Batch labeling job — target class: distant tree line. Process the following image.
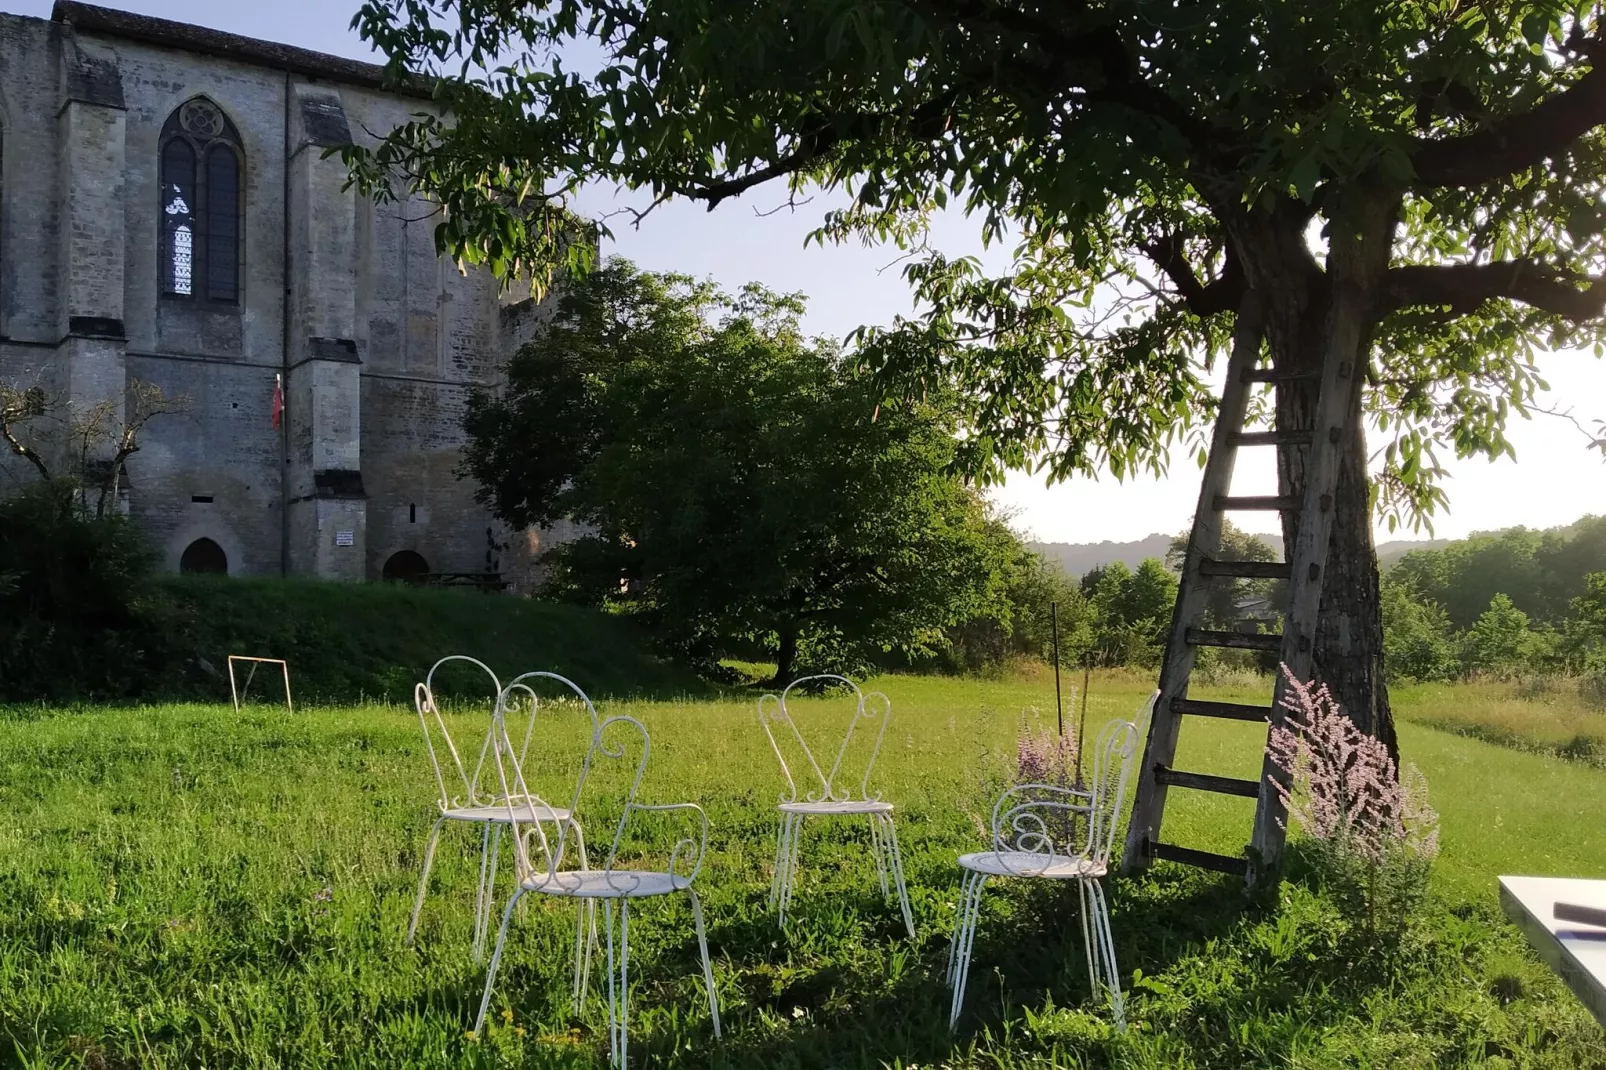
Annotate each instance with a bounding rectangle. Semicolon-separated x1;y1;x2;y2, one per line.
1381;519;1606;682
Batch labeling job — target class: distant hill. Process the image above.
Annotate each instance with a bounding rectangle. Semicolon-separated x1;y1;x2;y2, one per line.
1030;534;1179;578
1031;532;1448;578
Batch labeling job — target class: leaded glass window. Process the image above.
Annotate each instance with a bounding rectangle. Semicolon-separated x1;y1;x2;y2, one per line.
160;98;243;304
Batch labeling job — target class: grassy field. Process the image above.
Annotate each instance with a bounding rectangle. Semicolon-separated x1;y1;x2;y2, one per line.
2;668;1604;1068
1388;675;1606;763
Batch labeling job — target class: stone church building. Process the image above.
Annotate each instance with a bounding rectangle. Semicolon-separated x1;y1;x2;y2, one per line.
0;2;558;586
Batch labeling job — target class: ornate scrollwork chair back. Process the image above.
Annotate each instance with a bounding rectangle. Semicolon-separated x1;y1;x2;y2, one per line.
986;782;1092;876
486;671;603;883
1088;712;1144;870
415;655;503;812
758;675;891;805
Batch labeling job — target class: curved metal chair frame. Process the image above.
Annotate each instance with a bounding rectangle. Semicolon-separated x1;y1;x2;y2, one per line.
758;674;914;939
407;656;596;979
946;690;1158;1032
476;677;720;1068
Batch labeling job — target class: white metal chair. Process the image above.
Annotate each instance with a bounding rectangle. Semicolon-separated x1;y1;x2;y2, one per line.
476;679;720;1067
946;692;1156;1032
759;674;915;939
406;657;596;984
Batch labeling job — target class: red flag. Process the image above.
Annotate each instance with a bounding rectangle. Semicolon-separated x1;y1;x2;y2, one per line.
271;374;283;430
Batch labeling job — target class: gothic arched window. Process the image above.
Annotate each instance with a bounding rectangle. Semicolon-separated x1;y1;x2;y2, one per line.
161;98;242;304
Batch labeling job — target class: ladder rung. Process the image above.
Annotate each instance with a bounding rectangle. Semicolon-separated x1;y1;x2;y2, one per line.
1230;430;1314;447
1186;628;1282;652
1145;840;1250;876
1154;766;1261;797
1197;558;1293;580
1213;495;1301;512
1241;368;1319;384
1171;698;1272;722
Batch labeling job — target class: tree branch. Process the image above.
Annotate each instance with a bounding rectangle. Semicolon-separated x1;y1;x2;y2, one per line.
1385;259;1606;322
1138;234;1246;316
1410;38;1606;187
681;7;1215;211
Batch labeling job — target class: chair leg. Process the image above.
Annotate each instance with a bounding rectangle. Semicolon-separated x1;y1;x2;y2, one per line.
1084;878;1126;1031
878;814;916;940
571;820;595;1014
688;888;722;1038
473;886;526;1036
867;812;890;897
948;870;988;1030
946;871;976;986
1076;879;1099;1005
473;824;502;962
779;814;805;924
602;898;632;1068
405;816;446;946
768;815;788;910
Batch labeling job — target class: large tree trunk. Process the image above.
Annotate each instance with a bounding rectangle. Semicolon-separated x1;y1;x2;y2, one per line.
1228;192;1400;758
771;622;799;687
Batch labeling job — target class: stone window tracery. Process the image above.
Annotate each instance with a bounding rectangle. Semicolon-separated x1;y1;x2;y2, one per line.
161;98;242;304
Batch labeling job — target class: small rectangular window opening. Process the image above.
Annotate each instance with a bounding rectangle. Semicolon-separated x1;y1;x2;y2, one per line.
409;503;417;523
192;494;214;504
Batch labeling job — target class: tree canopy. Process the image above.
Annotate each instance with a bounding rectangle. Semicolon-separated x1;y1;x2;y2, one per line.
347;0;1606;740
461;259;1017;681
351;0;1606;519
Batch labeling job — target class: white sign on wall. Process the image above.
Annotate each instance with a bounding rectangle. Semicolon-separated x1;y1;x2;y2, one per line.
334;530;355;547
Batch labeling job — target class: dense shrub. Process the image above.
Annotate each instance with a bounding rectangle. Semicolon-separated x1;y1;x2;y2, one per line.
0;480;179;700
1381;581;1460;682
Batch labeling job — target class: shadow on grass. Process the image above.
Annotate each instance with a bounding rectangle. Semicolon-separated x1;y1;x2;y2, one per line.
623;867;1259;1069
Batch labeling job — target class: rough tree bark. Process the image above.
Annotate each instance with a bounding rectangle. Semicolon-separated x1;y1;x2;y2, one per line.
1225;189;1401;759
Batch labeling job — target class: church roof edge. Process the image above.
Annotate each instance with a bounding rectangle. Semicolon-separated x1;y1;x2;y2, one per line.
51;1;435;99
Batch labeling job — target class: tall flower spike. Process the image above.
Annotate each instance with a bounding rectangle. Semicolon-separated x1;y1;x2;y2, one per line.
1266;663;1438;864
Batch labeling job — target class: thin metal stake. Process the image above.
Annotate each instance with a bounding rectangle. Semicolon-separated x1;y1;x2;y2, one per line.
1075;659;1093;787
1052;601;1064;737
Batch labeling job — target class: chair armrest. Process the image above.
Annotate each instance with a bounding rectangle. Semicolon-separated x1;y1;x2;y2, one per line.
626;802;710;885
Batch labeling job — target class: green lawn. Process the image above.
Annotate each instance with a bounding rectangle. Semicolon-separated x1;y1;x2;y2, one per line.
2;670;1603;1067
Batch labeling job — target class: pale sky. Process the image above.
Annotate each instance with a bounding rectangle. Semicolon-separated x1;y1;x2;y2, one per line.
15;0;1605;545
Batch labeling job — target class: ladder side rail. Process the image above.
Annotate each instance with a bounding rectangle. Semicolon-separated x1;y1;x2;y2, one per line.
1248;284;1368;880
1122;292;1264;876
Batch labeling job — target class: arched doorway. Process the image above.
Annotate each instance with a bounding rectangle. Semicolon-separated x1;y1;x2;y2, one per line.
180;537;228;575
383;550;430;584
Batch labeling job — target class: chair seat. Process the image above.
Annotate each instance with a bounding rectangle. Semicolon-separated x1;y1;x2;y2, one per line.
779;799;893;815
958;851;1105;880
523;869;693;899
442;802;574;824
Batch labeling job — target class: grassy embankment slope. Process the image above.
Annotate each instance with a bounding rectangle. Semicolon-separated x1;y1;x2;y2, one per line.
145;576;701;703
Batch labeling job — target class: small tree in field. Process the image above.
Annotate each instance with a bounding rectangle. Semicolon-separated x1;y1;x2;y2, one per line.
1;377;189;518
1461;592;1545;677
461;260;1014;682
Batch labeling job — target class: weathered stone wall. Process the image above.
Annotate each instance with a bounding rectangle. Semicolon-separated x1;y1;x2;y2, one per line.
0;6;564;584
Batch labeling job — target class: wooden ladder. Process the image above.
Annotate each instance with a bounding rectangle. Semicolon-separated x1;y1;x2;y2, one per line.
1120;289;1365;882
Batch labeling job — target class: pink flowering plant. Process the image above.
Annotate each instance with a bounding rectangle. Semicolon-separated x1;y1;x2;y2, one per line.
1267;665;1439;939
965;707;1082;848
